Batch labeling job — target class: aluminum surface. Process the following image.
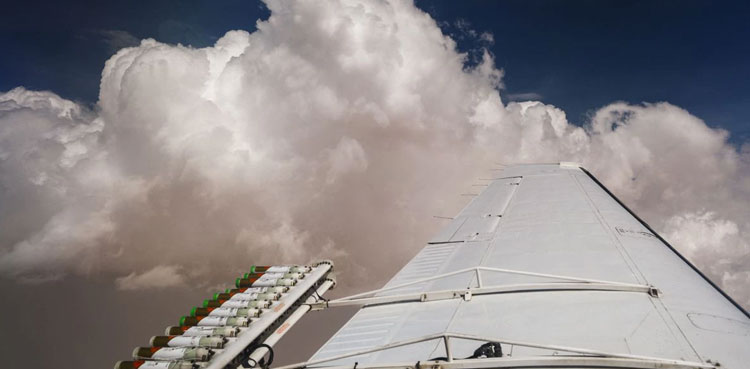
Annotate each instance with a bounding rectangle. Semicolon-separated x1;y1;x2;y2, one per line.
308;164;749;369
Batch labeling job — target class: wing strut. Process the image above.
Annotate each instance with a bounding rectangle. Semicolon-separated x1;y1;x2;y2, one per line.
310;266;658;310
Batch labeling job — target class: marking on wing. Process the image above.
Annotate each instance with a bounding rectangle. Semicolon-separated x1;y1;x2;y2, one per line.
315;307;402;357
326;337;385;345
382;244;458;294
349;313;398;322
334;329;390;338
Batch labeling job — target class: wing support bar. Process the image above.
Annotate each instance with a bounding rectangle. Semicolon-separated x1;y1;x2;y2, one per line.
273;332;717;369
310;267;658;310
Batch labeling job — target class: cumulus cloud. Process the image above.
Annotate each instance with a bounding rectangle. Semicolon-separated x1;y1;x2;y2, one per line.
663;212;750;306
115;264;186;290
326;137;368;184
663;212;739;259
0;0;747;305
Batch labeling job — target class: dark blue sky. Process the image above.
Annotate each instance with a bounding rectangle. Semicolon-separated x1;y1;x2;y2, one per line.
2;0;748;142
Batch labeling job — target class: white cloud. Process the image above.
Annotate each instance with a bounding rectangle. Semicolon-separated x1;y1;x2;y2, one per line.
115;265;186;290
326;137;368;184
663;212;739;259
0;0;747;300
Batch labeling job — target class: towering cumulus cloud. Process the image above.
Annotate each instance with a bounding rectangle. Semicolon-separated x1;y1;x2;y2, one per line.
0;0;747;305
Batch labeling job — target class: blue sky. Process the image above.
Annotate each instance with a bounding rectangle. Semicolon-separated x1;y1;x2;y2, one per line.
2;0;748;142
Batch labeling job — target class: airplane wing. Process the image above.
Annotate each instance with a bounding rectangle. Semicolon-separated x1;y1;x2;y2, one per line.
300;163;749;369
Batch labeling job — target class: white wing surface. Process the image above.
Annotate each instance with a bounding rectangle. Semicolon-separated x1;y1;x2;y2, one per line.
306;163;749;369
